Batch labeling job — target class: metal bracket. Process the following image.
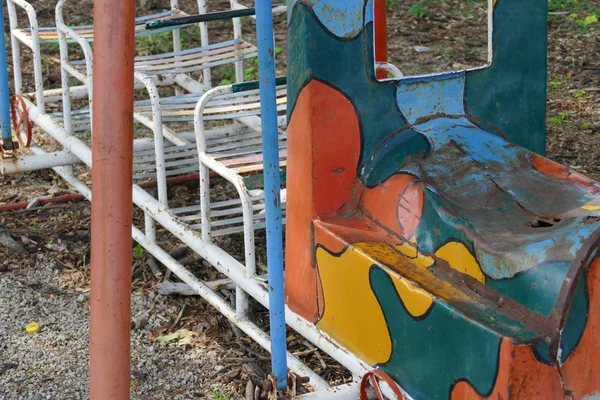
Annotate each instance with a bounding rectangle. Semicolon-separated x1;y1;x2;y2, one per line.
1;143;17;158
262;372;311;400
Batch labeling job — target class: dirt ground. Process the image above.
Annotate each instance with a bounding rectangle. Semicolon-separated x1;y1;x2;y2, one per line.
0;0;599;399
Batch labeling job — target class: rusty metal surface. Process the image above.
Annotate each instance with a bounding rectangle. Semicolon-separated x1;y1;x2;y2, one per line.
89;0;136;398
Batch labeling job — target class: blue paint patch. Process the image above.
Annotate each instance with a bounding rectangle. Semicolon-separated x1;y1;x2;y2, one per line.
475;222;599;280
414;117;516;165
396;75;466;123
292;0;366;39
365;0;374;26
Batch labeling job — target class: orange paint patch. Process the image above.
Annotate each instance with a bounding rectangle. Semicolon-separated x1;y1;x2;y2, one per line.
561;258;600;398
361;174;424;240
451;339;562;400
529;153;600;195
316;216;403;248
285;80;362;322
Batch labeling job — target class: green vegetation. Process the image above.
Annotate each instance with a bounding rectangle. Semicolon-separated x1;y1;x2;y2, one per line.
136;27;200;56
218;47;283;85
134;244;145;257
136;31;177;56
548;112;569;126
387;0;400;9
548;0;599;33
408;1;429;18
212;392;229;400
549;78;562;88
549;0;597;13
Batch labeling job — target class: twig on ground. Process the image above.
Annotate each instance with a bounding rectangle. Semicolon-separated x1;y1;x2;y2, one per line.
302;340;327;370
569;87;600;93
168;300;187;331
292;348;317;357
4;204;71;215
147;254;163;278
244;346;270;361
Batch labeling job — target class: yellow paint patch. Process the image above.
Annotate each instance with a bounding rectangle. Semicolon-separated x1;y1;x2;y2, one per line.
393;243;435;269
353;242;480;304
393;241;419;258
583;205;600;211
389;270;434;317
359;242;435;316
316;246;392;365
317;242;437;364
435;242;485;283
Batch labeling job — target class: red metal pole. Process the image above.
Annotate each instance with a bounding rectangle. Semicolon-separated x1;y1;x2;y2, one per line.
89;0;135;397
375;0;388;79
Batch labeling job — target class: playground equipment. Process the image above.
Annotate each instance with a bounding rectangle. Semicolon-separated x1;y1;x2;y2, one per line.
285;0;600;398
0;0;599;398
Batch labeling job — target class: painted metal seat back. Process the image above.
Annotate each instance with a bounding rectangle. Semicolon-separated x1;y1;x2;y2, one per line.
284;1;600;398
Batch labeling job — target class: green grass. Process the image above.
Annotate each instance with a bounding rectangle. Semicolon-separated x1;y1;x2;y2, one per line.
548;112;569;126
409;1;429;18
135;27;201;56
548;0;599;33
387;0;400;9
549;78;562;88
218;47;283;85
212;392;229;400
549;0;596;13
134;244;145;257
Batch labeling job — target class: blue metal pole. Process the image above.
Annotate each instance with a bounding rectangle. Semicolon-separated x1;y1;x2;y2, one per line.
255;0;288;391
0;0;13;150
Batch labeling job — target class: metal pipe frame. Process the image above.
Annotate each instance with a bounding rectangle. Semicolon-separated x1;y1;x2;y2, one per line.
0;148;79;174
56;0;95;136
133;71;171;209
193;85;257;273
374;0;388;80
0;0;14;150
6;0;46;112
375;62;404;79
255;0;288;390
89;0;135;397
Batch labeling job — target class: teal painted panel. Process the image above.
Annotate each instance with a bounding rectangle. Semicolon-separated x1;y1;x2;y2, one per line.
466;0;548;154
371;266;501;400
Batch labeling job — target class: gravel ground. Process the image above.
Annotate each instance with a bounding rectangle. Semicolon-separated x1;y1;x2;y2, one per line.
0;257;240;400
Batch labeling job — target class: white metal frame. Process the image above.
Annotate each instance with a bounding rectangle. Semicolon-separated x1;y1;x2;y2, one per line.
375;0;495;82
7;0;46;112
